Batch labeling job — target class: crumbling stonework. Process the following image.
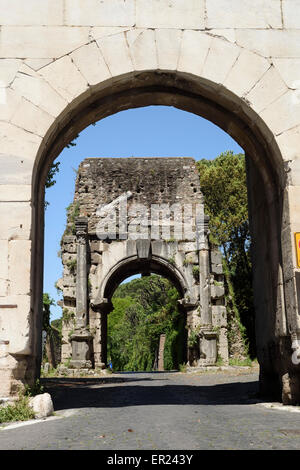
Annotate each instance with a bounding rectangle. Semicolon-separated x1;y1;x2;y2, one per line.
57;157;227;368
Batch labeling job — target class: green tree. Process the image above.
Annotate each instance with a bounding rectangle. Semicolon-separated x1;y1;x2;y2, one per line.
107;275;185;371
43;293;61;368
197;152;255;358
43;293;55;333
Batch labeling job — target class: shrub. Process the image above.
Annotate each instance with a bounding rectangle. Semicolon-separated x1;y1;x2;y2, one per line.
0;391;35;424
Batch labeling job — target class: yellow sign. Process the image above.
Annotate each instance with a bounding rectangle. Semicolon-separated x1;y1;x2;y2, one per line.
295;233;300;268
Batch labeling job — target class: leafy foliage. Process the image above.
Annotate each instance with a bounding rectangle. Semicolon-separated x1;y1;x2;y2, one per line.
43;293;55;333
45;161;60;189
0;395;35;424
107;275;186;371
44;135;79;209
51;318;62;334
65;201;80;235
197;152;255;358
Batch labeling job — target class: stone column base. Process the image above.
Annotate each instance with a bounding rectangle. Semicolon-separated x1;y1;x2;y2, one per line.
94;362;106;370
70;328;93;369
198;328;218;366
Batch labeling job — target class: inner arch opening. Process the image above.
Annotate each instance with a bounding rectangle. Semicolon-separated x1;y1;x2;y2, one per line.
105;272;187;372
102;256;187;306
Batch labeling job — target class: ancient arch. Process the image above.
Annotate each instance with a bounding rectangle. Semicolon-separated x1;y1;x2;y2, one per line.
94;253;192;370
0;1;299;403
57;157;226;370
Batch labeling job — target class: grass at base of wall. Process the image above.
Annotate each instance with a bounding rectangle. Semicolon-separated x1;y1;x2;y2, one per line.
0;395;35;424
228;357;254;367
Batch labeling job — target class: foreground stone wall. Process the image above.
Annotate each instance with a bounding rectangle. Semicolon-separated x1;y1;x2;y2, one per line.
57;157;227;368
0;1;298;402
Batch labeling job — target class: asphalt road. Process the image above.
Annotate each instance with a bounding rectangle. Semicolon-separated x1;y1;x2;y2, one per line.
1;369;300;450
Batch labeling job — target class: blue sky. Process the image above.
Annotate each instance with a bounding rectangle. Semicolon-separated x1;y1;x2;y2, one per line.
44;105;243;320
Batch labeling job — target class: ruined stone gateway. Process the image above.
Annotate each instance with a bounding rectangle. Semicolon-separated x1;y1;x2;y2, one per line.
57;157;227;370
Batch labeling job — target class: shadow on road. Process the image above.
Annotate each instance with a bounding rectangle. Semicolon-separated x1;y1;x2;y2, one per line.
42;374;260;411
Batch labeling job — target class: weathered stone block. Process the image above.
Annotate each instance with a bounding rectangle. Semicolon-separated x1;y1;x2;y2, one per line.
206;0;281;29
236;30;300;58
0;279;8;297
62;242;76;254
211;284;225;299
0;295;31;355
211;250;223;266
63;287;76;299
211;263;223;275
62;275;76;287
91;253;102;265
286;186;300;227
39;56;89;103
0;27;90;59
91;27;131;41
273;58;300;90
8;240;31;295
201;38;240;85
12;65;68;117
246;66;287;114
208;29;236;44
0;240;8;281
0;0;63;26
136;0;205;29
90;240;101;252
282;0;300;29
217;327;229;364
151;240;164;257
178;242;197;252
224;49;269;97
0;123;41;161
177;31;212;76
127;29;157;71
24;59;54;72
184;253;198;264
71;42;111;86
0;156;34;186
212;306;227;327
10;98;54;137
260;90;300;136
0;59;21;86
0;185;31;202
0;202;31;240
0;88;22;122
64;0;135;27
64;235;76;243
155;29;182;71
96;32;133;77
62;253;77;264
281;150;300;183
29;393;54;419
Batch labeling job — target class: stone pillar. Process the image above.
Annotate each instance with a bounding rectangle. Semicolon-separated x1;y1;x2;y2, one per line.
157;334;166;371
92;308;108;369
70;217;93;369
91;298;112;369
196;214;217;366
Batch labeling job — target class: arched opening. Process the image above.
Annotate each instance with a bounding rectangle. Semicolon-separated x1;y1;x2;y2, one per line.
99;257;188;372
102;256;187;305
33;70;286;400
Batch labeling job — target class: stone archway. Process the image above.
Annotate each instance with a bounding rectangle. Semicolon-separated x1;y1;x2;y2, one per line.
58;157;226;371
0;9;299;403
31;69;295;402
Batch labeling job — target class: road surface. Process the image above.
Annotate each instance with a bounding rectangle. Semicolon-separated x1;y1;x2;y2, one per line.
1;368;300;450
